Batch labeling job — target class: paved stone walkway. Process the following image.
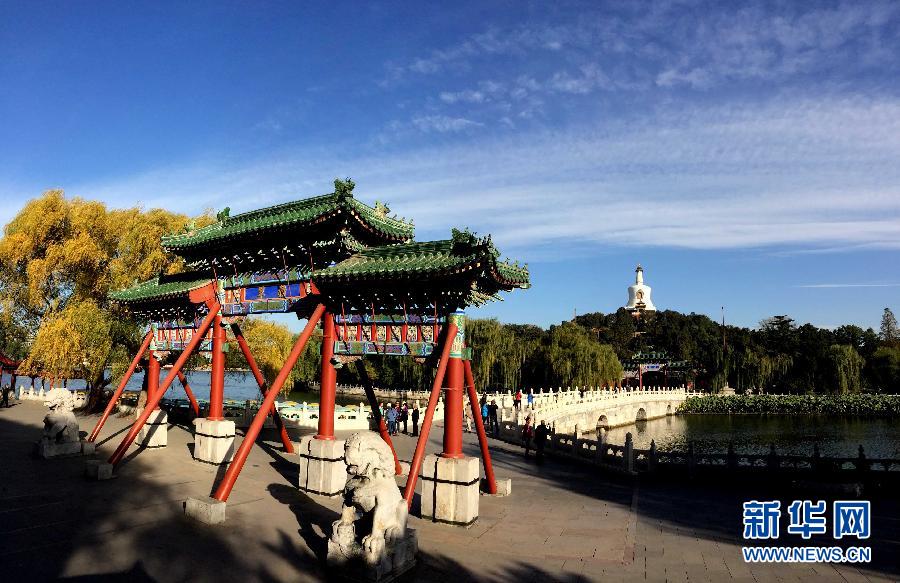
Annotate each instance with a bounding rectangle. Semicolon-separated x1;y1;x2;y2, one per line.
1;400;897;582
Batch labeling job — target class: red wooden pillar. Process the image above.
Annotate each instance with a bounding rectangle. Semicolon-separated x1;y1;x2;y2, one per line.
88;329;153;442
213;304;325;502
403;321;457;506
147;352;161;408
441;358;464;458
441;311;466;458
109;305;219;466
208;314;225;420
464;359;497;494
230;322;294;453
316;312;337;440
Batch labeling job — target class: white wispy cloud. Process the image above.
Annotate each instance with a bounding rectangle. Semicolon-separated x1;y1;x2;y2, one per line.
411;115;484;133
64;93;900;257
392;1;900;124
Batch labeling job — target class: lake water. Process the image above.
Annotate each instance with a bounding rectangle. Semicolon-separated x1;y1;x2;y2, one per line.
10;370;359;406
600;414;900;459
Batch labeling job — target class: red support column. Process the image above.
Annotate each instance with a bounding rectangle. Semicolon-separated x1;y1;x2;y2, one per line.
176;371;200;416
464;359;497;494
108;305;219;467
441;357;464;458
208;314;225;420
213;304;325;502
402;321;457;507
315;312;337;440
88;330;153;442
441;311;466;458
147;351;161;409
230;322;294;453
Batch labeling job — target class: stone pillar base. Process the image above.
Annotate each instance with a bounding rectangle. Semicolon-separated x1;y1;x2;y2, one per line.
481;477;512;496
185;496;226;525
297;436;346;497
137;410;168;448
420;454;480;526
326;528;418;582
193;418;235;464
85;460;113;480
36;440;95;459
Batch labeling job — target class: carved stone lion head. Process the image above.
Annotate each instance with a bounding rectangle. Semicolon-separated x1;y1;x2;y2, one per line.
344;432;394;479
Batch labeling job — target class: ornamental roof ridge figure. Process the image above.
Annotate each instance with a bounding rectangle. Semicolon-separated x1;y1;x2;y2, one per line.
625;264;656;314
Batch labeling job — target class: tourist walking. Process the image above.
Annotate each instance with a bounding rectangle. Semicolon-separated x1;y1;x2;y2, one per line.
386;403;398;435
481;401;489;429
526;389;534;409
464;407;472;433
534;420;548;464
1;384;10;408
513;389;522;411
522;415;533;456
488;399;499;436
401;402;409;434
411;404;420;436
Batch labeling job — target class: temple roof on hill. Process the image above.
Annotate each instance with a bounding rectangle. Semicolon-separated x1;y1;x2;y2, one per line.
623;351;691;370
160;180;414;271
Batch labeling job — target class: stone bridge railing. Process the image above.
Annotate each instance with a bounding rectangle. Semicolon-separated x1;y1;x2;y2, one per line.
508;386;699;433
492;422;900;477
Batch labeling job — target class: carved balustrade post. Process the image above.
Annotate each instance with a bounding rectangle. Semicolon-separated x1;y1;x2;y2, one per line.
624;432;634;473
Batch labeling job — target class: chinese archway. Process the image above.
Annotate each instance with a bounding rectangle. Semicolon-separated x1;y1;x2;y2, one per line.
90;179;529;525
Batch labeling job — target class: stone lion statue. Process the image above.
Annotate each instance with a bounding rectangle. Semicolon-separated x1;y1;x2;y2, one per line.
329;432;408;566
42;388;79;444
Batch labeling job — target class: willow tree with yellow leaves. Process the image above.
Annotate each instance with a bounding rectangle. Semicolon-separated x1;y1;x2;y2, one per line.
0;190;213;409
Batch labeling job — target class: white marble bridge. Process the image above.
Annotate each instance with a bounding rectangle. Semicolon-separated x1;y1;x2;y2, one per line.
489;386;697;434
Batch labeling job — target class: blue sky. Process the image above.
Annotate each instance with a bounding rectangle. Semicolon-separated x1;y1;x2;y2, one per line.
1;1;898;330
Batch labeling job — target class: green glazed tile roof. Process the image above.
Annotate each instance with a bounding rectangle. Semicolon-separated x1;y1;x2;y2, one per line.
161;179;414;253
109;272;214;304
315;228;530;288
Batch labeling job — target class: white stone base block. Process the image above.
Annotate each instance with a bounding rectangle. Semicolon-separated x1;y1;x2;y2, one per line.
420;454;480;526
85;460;113;480
193;418;235;464
482;477;511;496
137;409;168;448
326;528;418;582
297;436;346;497
36;440;83;458
185;496;226;525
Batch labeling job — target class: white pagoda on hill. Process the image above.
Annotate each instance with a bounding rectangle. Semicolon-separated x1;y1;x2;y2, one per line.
625;264;656;314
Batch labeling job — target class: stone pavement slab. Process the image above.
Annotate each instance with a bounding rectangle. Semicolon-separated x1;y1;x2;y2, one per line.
1;400;898;582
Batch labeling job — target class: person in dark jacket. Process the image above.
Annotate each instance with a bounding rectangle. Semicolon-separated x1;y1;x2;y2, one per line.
401;402;409;434
411;404;420;436
488;399;499;436
534;420;549;464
